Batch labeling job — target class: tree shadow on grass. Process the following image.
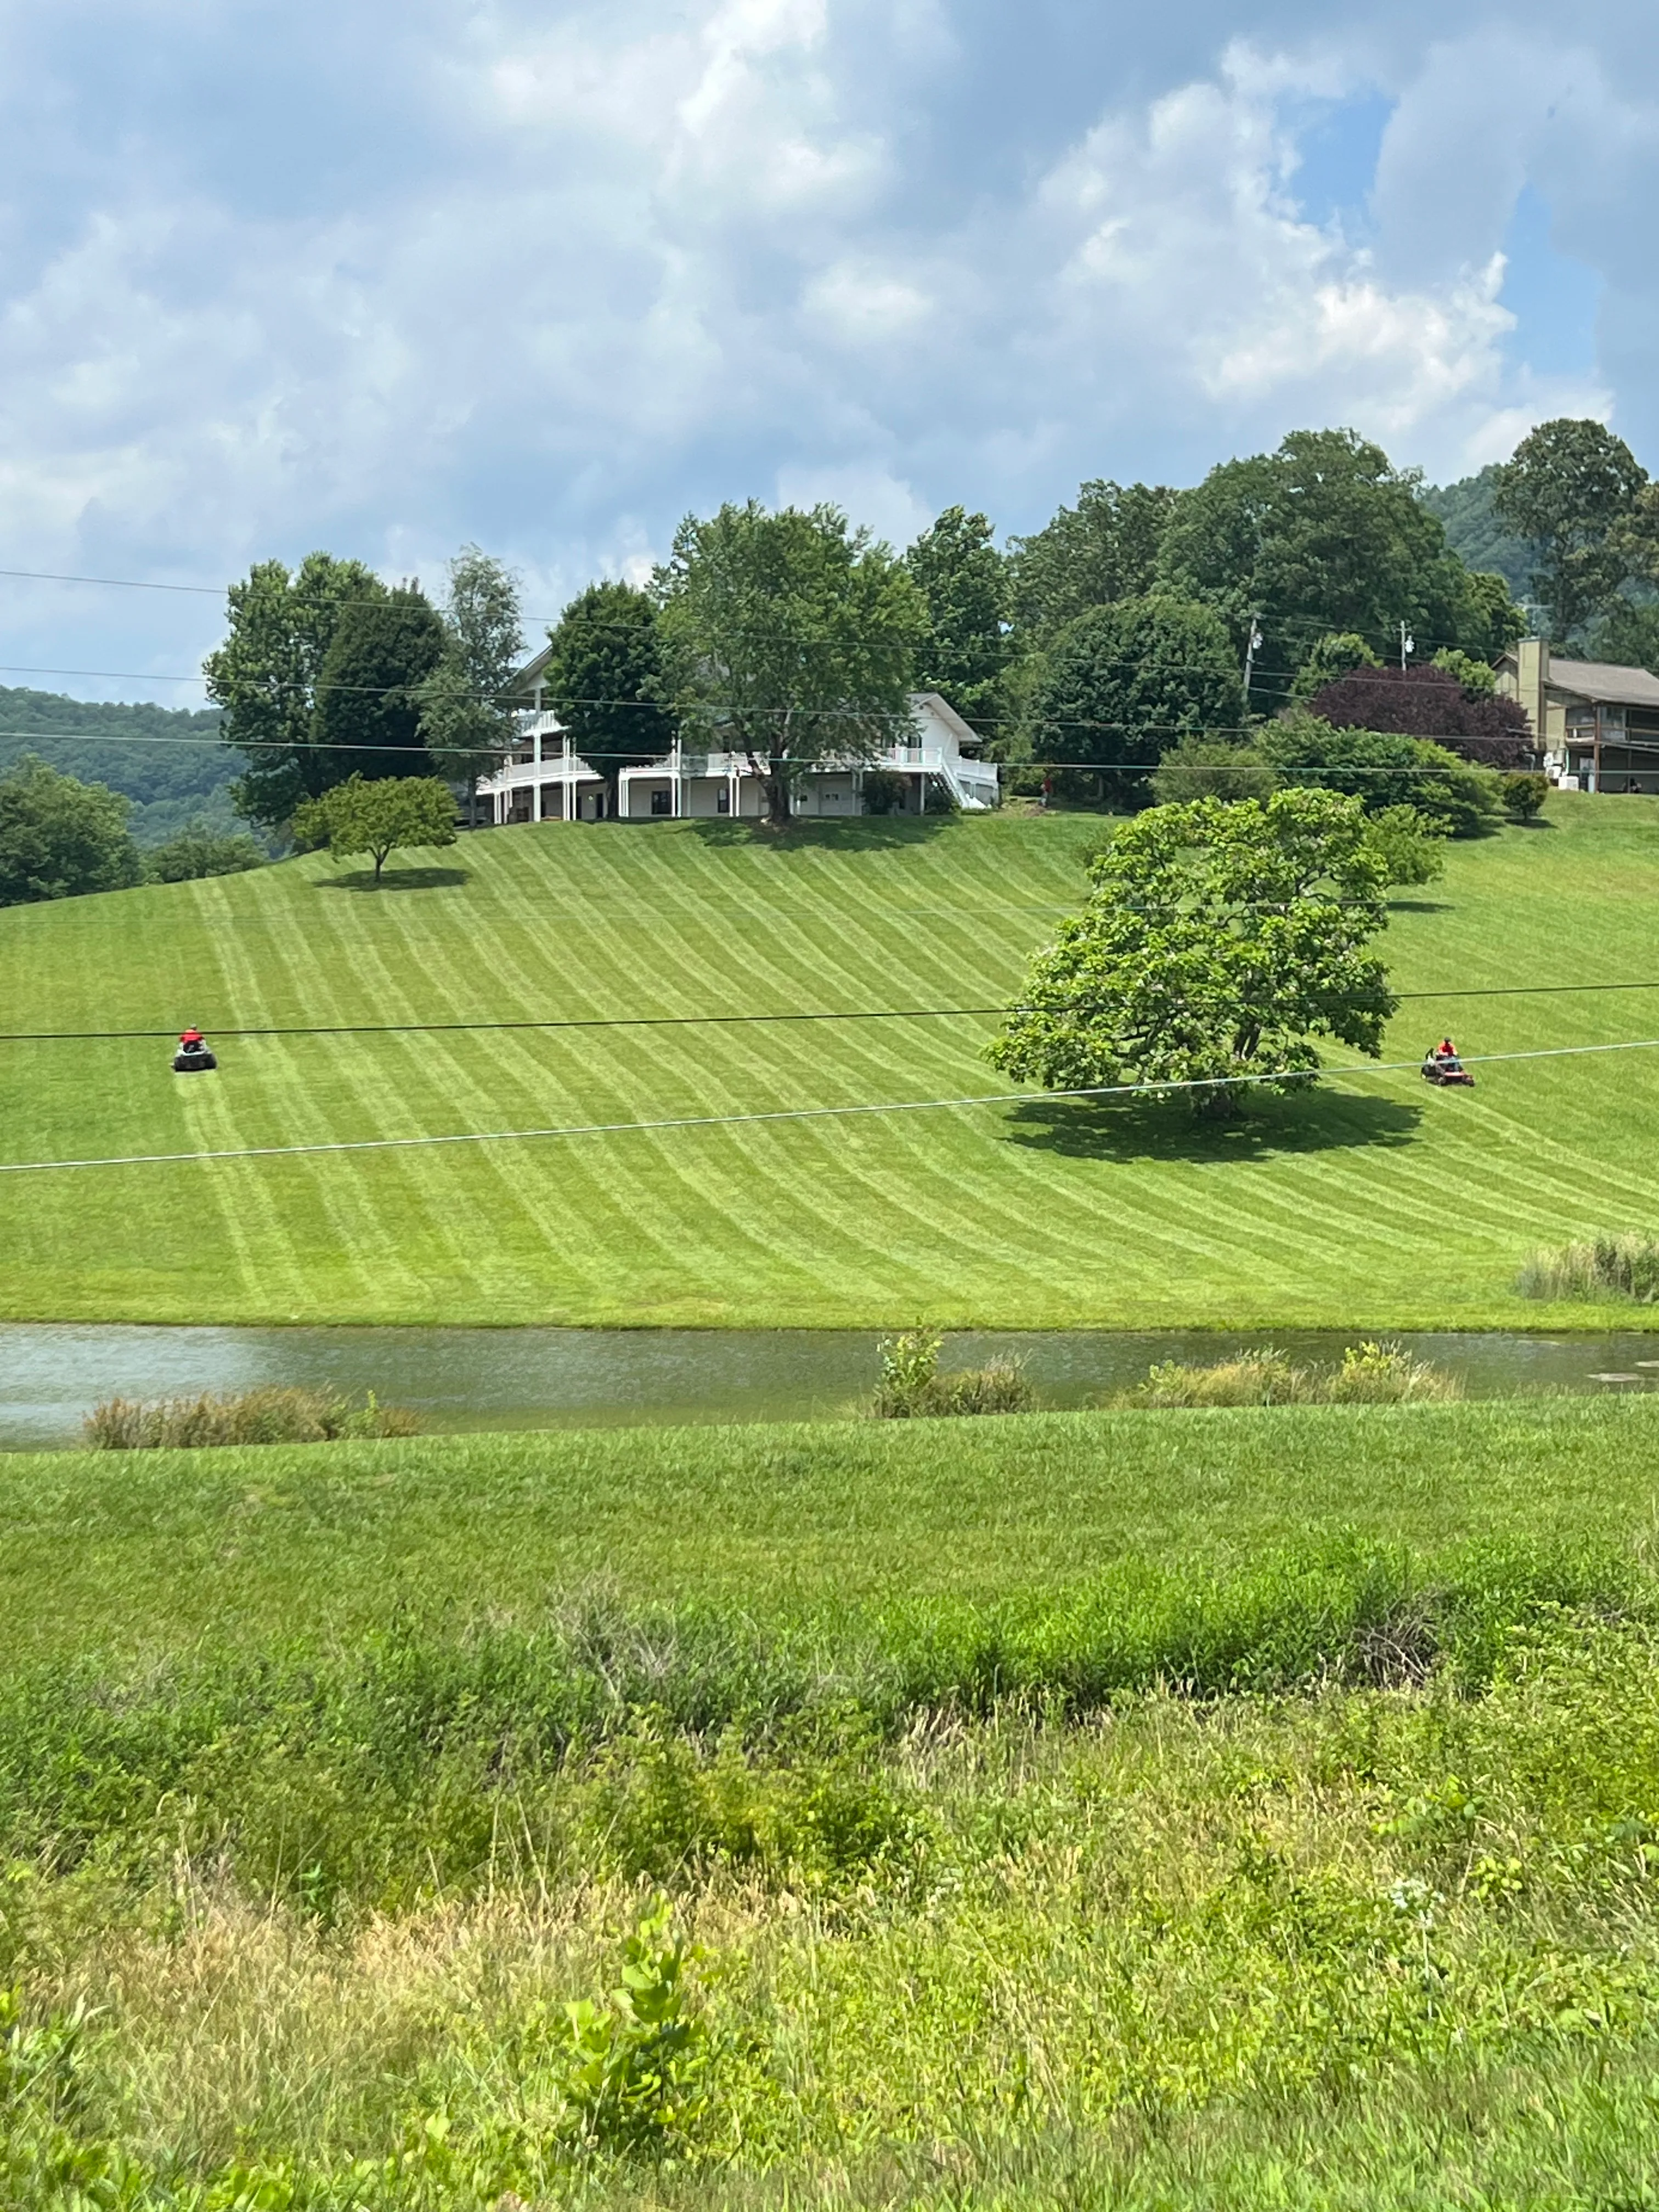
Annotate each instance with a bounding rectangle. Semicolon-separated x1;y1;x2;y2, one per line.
1002;1085;1423;1164
679;815;962;854
317;866;472;892
1387;898;1454;913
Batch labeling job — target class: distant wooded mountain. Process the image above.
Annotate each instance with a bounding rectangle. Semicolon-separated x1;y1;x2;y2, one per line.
0;686;239;844
1421;467;1536;602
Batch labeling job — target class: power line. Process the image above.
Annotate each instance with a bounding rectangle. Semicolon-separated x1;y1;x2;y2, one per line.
1;1034;1652;1180
3;977;1658;1048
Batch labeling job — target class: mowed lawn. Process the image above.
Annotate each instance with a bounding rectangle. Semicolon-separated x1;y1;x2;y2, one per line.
4;1397;1659;1662
2;797;1658;1326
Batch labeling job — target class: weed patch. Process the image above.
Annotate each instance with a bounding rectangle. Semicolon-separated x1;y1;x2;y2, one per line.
84;1387;419;1449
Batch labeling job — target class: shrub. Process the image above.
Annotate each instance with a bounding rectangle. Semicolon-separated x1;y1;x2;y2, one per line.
1149;737;1273;806
1502;771;1549;821
1261;713;1504;837
868;1329;1034;1418
1115;1343;1458;1408
1301;663;1533;769
860;768;909;815
1362;804;1447;888
83;1387;419;1449
1517;1234;1659;1304
143;820;266;881
554;1901;712;2157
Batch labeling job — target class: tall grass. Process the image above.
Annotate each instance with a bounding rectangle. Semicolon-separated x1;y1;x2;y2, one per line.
867;1328;1034;1418
84;1386;419;1448
1114;1341;1459;1409
1517;1231;1659;1303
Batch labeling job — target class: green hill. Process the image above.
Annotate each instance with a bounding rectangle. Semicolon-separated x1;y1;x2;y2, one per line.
1421;466;1537;601
1;800;1656;1328
0;683;234;844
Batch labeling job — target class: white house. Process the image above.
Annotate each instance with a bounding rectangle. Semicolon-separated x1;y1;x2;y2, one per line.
470;656;999;825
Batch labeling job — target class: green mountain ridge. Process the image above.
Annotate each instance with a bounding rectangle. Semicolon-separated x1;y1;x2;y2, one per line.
0;684;236;845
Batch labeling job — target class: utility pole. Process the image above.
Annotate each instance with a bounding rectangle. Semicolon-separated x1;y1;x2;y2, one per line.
1242;614;1263;707
1399;619;1414;670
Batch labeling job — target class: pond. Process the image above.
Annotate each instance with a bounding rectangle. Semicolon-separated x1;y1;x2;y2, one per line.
3;1323;1659;1451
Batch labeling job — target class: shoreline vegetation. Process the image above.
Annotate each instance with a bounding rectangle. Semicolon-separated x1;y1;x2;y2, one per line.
3;1397;1659;2202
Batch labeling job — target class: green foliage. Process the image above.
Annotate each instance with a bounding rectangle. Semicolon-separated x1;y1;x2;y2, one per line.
1006;479;1177;639
205;553;385;828
1117;1341;1458;1408
1517;1233;1659;1304
858;766;909;814
541;579;675;810
656;502;925;825
84;1387;419;1449
988;787;1396;1118
0;685;232;844
1156;428;1488;709
903;505;1012;731
867;1328;1034;1418
1361;804;1447;888
142;819;266;882
292;772;456;879
1149;736;1272;805
1587;596;1659;673
415;546;525;792
555;1903;712;2155
1501;771;1549;820
1289;631;1380;702
1260;713;1504;837
1025;594;1244;808
1431;646;1497;696
0;755;140;906
1493;417;1649;640
312;585;447;782
1421;462;1537;597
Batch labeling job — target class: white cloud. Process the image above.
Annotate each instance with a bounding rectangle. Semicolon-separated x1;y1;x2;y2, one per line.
0;0;1657;697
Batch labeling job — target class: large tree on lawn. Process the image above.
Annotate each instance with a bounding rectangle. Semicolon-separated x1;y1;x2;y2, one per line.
416;547;526;799
312;586;448;783
541;582;675;817
986;787;1396;1119
904;505;1012;733
656;501;926;826
1493;417;1649;641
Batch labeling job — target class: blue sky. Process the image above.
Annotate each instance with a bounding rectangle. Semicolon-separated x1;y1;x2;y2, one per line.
0;0;1654;703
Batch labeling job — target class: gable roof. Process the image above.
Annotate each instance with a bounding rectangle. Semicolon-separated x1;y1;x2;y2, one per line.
1542;656;1659;710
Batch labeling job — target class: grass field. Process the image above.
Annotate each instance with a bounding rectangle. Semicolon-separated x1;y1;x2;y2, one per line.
6;1404;1659;2206
4;794;1659;1327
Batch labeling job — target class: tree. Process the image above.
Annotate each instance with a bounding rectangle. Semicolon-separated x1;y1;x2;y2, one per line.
1259;713;1503;838
656;501;926;826
0;756;141;905
986;787;1397;1119
1587;599;1659;674
292;775;457;881
1301;664;1534;768
312;585;447;782
205;554;384;830
417;546;526;798
1290;633;1380;702
541;582;675;818
1006;480;1176;639
1025;595;1244;809
143;821;266;882
1156;428;1499;710
1361;805;1447;889
904;506;1011;732
1492;419;1648;640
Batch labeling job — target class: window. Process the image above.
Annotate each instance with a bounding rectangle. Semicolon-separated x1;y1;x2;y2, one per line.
651;788;672;816
716;787;730;814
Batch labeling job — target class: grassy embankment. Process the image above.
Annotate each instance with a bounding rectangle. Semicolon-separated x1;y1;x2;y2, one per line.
5;1405;1659;2204
3;794;1659;1327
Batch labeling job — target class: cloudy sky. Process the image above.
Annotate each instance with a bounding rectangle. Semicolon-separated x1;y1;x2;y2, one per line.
0;0;1653;702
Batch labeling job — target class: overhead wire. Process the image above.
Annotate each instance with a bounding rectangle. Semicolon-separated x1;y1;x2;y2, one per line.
1;1033;1653;1179
4;977;1659;1047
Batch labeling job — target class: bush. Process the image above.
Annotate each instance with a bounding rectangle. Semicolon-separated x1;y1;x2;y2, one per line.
1517;1234;1659;1304
1114;1342;1458;1408
1149;737;1272;806
1362;804;1447;888
1301;663;1533;769
554;1901;712;2157
143;819;266;881
1502;771;1549;821
860;768;909;815
84;1387;419;1449
1261;713;1503;837
868;1328;1034;1418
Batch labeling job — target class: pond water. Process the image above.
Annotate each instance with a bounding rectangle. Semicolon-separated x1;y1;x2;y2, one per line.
4;1323;1659;1452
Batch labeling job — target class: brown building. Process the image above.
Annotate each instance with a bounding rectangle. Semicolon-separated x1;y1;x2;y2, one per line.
1496;639;1659;793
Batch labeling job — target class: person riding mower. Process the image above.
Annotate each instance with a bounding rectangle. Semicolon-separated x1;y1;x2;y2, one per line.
173;1026;217;1074
1420;1036;1474;1088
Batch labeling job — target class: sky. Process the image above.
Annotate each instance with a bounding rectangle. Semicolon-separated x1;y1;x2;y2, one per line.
0;0;1655;705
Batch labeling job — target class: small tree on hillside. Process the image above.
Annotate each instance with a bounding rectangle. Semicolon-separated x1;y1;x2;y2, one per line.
986;787;1397;1119
294;775;456;881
